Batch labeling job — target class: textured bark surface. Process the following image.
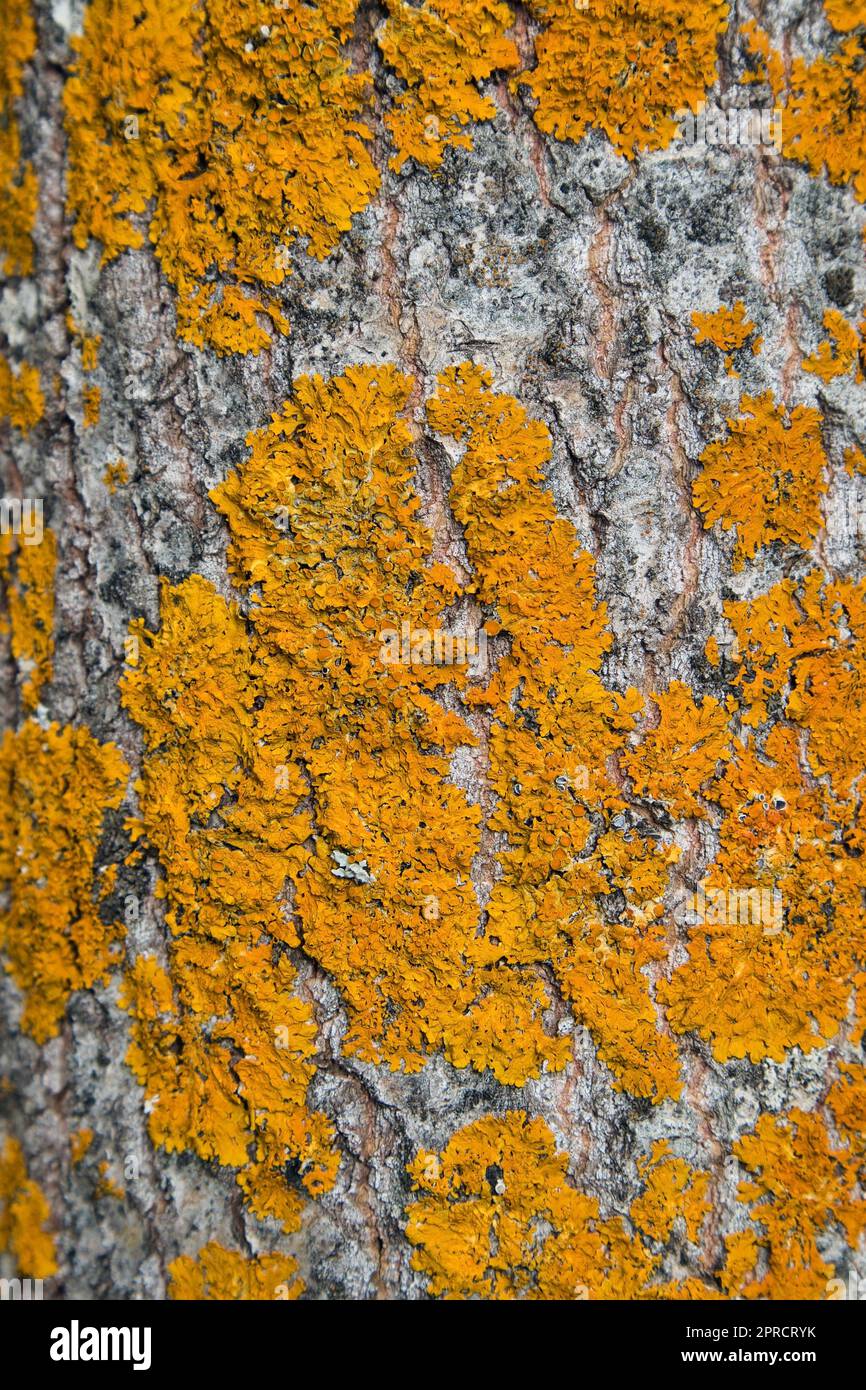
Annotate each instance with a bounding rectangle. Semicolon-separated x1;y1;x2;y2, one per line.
1;0;865;1300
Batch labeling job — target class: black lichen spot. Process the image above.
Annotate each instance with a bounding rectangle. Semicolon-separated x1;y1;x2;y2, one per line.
638;216;667;253
823;266;854;309
485;1163;504;1193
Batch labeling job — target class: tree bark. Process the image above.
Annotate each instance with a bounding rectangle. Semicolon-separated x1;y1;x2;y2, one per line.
1;0;865;1301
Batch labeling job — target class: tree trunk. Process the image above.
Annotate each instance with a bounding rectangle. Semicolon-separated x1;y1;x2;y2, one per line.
2;0;865;1303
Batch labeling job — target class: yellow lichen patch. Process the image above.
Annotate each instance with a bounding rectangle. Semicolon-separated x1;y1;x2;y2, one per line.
406;1113;717;1299
660;724;866;1063
428;362;680;1100
620;681;732;819
631;1140;710;1247
211;366;497;1077
553;834;683;1101
119;575;339;1231
854;973;866;1046
64;0;379;355
827;1063;866;1149
691;392;828;567
802;308;864;384
744;24;866;203
94;1160;125;1200
0;357;44;433
723;570;866;794
70;1129;94;1165
845;446;866;476
58;0;745;350
0;0;37;276
0;1137;57;1278
124;363;860;1115
719;1229;760;1297
82;384;101;428
520;0;729;160
721;574;834;729
824;0;866;29
784;581;866;799
208;362;685;1096
680;576;866;1059
379;0;518;172
739;20;785;95
168;1242;302;1300
66;315;102;373
81;338;100;372
691;302;759;376
0;527;56;711
0;720;129;1042
731;1108;866;1298
102;458;129;493
407;1112;612;1299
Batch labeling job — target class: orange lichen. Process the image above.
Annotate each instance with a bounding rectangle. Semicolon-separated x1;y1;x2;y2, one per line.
70;1129;94;1165
81;339;100;372
824;0;866;29
0;720;129;1042
0;1137;57;1278
691;302;759;376
520;0;729;160
719;1229;760;1297
408;1108;865;1300
168;1242;302;1300
406;1113;716;1299
723;570;866;792
64;0;379;355
827;1063;866;1149
66;315;102;372
730;1107;866;1297
102;458;129;493
407;1112;611;1299
660;722;866;1063
0;527;56;710
120;362;673;1099
120;363;865;1140
119;575;339;1231
428;362;680;1099
845;445;866;477
187;363;689;1099
61;1;749;352
784;584;866;799
744;22;866;203
0;357;44;433
620;681;732;819
631;1140;710;1248
82;384;101;428
691;392;828;566
379;0;518;172
802;308;864;384
211;366;500;1077
94;1161;125;1200
668;576;866;1063
0;0;37;276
